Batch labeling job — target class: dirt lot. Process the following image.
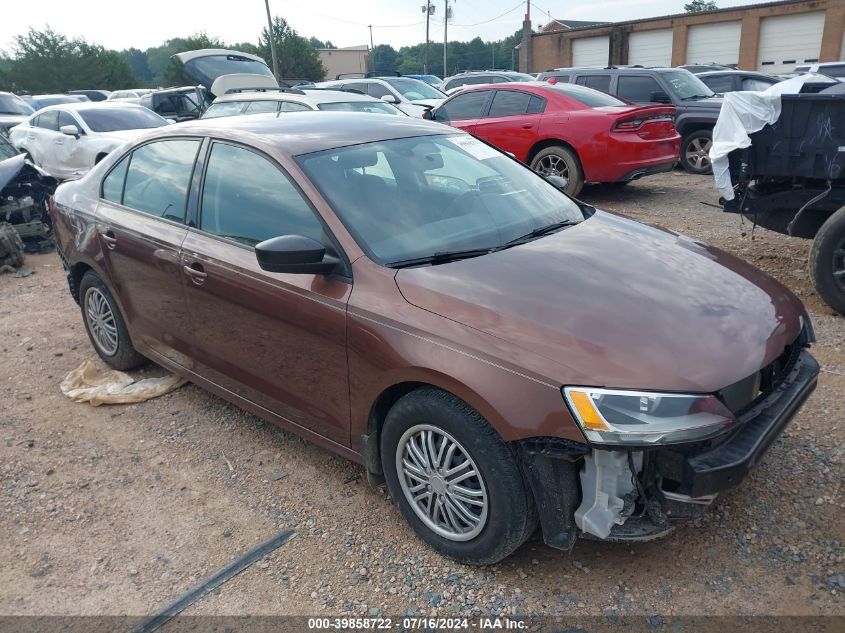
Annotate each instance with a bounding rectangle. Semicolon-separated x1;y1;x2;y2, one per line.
1;171;843;620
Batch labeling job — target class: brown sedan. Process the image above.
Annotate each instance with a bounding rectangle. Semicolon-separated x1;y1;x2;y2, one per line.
50;112;819;564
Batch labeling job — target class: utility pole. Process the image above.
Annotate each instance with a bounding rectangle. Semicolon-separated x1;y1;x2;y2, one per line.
520;0;532;73
264;0;279;80
443;0;452;76
422;2;434;74
368;25;374;73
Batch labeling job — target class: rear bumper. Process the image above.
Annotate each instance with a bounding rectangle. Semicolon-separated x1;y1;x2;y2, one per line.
617;160;676;182
667;349;819;498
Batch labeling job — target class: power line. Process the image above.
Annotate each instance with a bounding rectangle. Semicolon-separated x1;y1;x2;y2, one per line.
430;0;524;28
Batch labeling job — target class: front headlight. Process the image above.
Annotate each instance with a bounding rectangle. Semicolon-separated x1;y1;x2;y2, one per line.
563;387;737;446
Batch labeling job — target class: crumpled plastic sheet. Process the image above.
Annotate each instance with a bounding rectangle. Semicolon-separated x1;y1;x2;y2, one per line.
60;359;186;406
711;74;831;201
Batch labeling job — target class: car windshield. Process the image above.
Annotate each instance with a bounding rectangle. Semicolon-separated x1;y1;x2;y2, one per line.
545;83;626;107
316;101;402;114
383;78;445;100
78;107;168;132
661;70;715;100
0;135;18;160
505;72;536;82
203;101;248;118
298;134;585;265
0;95;34;115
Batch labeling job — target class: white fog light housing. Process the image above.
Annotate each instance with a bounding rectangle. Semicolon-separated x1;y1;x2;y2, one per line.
563;387;738;446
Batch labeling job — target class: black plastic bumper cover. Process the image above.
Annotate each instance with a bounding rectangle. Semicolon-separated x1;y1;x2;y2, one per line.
680;349;819;498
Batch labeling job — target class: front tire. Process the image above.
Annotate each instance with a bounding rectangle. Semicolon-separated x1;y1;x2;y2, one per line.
529;146;584;197
810;206;845;315
381;387;536;565
680;130;713;174
79;271;145;370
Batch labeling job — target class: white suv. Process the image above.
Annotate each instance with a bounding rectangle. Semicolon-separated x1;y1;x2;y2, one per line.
314;75;445;117
202;87;406;119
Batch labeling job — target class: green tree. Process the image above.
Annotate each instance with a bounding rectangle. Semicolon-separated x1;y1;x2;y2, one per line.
120;47;154;86
370;44;398;74
258;17;325;81
684;0;717;12
7;27;134;92
308;37;335;49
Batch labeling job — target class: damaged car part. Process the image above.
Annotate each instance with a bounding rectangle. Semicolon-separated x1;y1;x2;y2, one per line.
0;149;57;254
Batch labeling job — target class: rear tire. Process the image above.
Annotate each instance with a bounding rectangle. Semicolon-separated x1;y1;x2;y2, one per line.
680;129;713;175
810;206;845;316
79;271;145;370
529;146;584;197
381;387;537;565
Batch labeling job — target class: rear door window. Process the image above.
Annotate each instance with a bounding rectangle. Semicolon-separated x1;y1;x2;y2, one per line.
244;100;280;114
278;101;311;112
35;110;59;130
576;75;611;93
487;90;533;117
617;75;665;102
122;139;201;222
436;90;491;122
199;142;326;247
101;154;130;203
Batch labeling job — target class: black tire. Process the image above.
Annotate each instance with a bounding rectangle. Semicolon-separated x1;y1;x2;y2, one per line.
679;129;713;175
529;146;584;197
78;271;145;370
381;387;537;565
809;206;845;316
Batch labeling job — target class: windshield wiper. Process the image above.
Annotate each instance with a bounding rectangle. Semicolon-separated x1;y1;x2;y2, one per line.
503;219;581;247
388;247;497;269
681;94;712;101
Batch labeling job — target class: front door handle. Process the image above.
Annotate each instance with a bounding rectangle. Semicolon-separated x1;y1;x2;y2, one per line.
99;230;117;250
183;263;207;285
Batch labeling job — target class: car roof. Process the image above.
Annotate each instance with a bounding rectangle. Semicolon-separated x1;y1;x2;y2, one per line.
212;89;382;105
697;70;776;77
140;111;455;156
32;102;151;114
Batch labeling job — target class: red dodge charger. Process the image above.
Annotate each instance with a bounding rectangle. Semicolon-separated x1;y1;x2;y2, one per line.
426;81;681;196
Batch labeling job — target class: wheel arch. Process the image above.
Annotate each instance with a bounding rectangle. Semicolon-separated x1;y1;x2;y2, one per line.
361;373;509;484
526;138;582;171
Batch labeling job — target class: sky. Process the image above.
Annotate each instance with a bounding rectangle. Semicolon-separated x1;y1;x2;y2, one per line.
1;0;751;53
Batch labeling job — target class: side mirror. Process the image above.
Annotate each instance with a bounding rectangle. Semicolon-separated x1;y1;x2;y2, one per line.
60;124;81;138
422;108;434;120
650;91;672;104
380;94;400;104
255;234;340;275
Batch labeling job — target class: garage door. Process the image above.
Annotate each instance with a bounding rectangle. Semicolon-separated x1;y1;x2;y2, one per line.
628;29;673;67
572;36;610;67
758;11;825;73
686;21;741;66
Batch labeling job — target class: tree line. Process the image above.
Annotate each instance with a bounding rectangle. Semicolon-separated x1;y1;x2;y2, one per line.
0;20;524;94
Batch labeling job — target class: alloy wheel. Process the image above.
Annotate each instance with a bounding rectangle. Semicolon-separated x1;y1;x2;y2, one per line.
395;424;489;541
84;287;119;356
534;154;570;185
685;137;712;171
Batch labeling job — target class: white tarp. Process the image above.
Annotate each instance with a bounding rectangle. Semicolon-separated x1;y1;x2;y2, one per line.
60;360;185;406
710;74;832;200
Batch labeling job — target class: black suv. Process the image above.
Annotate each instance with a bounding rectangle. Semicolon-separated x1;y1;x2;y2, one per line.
536;67;722;174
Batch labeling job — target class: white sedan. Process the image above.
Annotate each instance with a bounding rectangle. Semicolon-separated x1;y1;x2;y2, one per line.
8;103;168;180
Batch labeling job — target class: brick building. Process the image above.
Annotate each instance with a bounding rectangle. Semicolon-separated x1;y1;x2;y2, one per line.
521;0;845;74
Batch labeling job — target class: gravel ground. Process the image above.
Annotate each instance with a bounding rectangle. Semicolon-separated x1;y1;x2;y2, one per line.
0;171;843;620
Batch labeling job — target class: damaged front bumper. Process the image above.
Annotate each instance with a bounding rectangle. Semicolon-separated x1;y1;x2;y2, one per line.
517;346;819;549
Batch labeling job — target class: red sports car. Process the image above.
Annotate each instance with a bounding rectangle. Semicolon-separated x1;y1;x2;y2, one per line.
425;82;680;196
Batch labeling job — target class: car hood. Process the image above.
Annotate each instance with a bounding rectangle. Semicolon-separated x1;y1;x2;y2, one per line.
0;153;56;195
684;96;723;109
395;211;805;393
409;98;445;107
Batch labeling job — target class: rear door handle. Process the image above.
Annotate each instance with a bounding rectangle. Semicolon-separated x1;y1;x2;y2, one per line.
183;263;207;285
99;230;117;250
